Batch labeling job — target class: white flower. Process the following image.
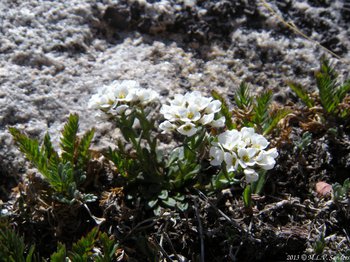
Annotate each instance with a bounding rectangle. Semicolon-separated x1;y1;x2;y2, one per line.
209;116;226;128
137;88;160;105
237;147;258;168
244;168;259;183
224;152;239;172
88;85;115;109
191;96;212;111
199;113;215;125
205;100;222;114
217;130;241;151
177;122;198;137
178;105;201;122
160;105;181;122
159;120;177;133
209;146;224;166
250;133;269;150
113;104;129;114
114;80;138;102
171;94;186;107
255;148;278;170
240;127;255;144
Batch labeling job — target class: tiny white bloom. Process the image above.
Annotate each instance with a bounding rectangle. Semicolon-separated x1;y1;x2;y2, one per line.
217;130;241;151
177;122;198;137
114;80;138;102
178;106;201;122
244;168;259;183
205;100;222;114
159;120;177;133
224;152;239;172
240;127;255;144
137;88;159;105
113;104;129;114
160;105;181;122
255;148;278;170
88;85;115;109
199;113;215;125
238;147;258;168
250;133;269;150
209;146;224;166
209;116;226;128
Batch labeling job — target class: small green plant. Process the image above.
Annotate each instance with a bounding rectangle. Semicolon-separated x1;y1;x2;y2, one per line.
89;81;279;215
332;178;350;202
9;114;96;204
50;227;119;262
288;58;350;120
313;225;326;255
232;82;290;135
0;220;37;262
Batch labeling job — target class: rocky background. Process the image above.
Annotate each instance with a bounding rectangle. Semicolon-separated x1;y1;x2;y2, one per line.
1;0;350;182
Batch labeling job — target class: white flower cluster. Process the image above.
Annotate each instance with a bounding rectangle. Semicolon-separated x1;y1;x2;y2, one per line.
209;127;278;183
159;91;225;137
88;80;159;114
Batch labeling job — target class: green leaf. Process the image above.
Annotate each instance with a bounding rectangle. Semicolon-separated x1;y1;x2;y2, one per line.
60;114;79;164
316;58;339;114
95;232;118;262
9;127;49;178
158;190;168;200
253;90;272;127
76;128;94;170
69;228;98;262
251;171;266;195
162;197;177;208
263;108;291;136
287;81;315;108
50;243;67;262
234;82;253;109
0;221;28;262
243;185;252;208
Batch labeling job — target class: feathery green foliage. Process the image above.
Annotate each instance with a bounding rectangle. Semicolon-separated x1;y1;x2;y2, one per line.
235;82;253;109
233;82;289;135
287;82;314;108
8;128;49;178
50;229;118;262
289;58;350;119
9;114;95;203
50;243;67;262
0;220;37;262
60;114;79;163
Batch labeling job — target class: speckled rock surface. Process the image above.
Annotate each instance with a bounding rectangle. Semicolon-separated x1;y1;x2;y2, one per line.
1;0;350;176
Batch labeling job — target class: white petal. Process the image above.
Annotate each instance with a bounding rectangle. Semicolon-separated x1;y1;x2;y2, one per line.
209;146;224;166
177;123;198;137
200;113;215;125
205;100;222;114
159;121;176;133
244;168;259;183
210;116;226;128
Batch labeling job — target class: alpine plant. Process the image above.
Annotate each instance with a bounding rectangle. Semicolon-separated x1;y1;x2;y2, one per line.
159;91;226;137
209;127;278;183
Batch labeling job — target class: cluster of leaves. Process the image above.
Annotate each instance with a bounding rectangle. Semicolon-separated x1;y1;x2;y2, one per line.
0;220;118;262
332;178;350;202
288;57;350;125
105;106;207;214
9;114;96;204
51;227;118;262
0;219;37;262
228;82;290;135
